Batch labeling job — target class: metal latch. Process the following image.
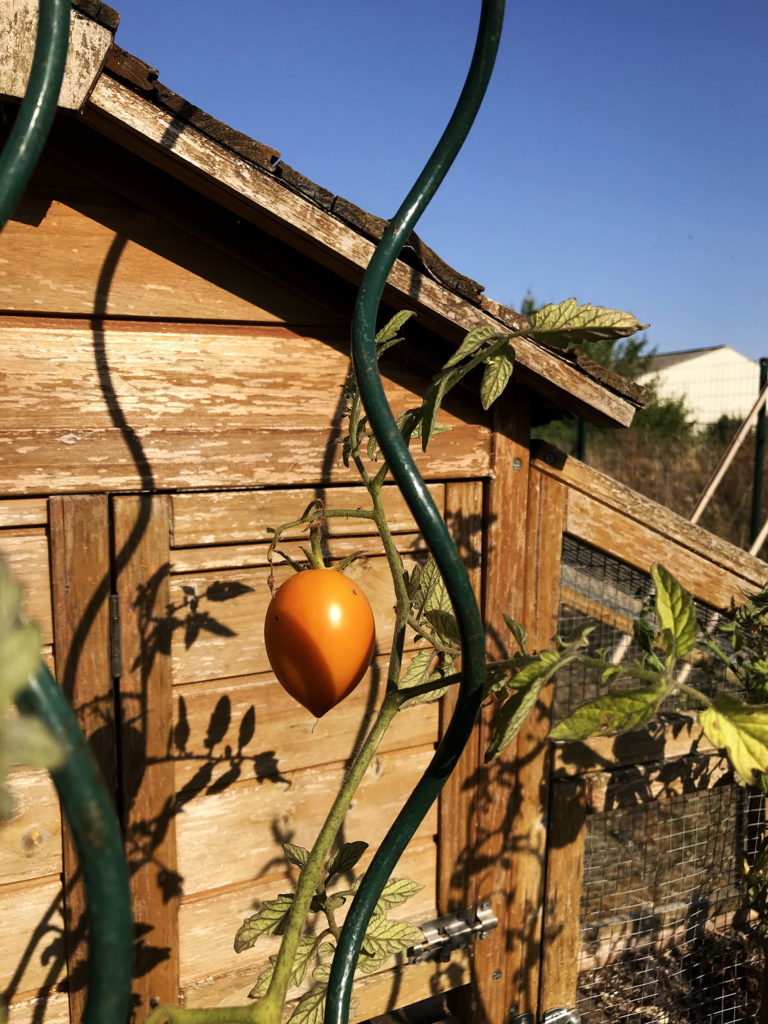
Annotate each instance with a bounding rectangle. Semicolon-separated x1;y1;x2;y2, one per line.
109;594;122;679
513;1011;581;1024
407;902;497;963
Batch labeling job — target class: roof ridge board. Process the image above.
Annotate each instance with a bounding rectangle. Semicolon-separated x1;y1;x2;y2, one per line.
71;0;120;33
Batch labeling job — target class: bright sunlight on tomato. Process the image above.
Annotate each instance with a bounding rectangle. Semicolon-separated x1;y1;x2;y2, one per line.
264;569;376;717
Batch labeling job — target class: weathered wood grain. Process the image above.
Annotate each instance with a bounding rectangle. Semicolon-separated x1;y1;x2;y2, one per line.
0;499;47;528
0;769;62;884
113;495;180;1015
0;321;490;495
49;494;114;1024
175;744;437;896
6;991;70;1024
171;483;444;547
438;479;484;915
172;666;440;788
0;876;65;1002
0;530;52;641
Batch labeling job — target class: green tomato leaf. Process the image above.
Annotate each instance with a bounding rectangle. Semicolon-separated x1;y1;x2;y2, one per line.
248;960;275;1000
326;841;368;879
527;299;649;347
443;324;503;369
373;877;424;915
375;310;416;354
287;984;327;1024
550;685;666;742
312;964;331;982
398;649;434;689
423;609;461;645
480;347;515;410
361;915;424;957
652;563;697;661
503;616;528;654
234;893;294;951
699;693;768;785
283;843;310;870
357;948;391;975
484;652;559;762
421;373;455;451
417;559;451;615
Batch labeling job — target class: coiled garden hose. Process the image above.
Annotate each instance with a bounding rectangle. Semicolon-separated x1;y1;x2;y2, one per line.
1;3;135;1022
326;2;505;1021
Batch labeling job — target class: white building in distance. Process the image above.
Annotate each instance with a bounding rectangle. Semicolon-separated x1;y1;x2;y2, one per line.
637;346;762;426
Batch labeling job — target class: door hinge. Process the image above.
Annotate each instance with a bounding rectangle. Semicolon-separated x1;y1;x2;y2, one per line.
407;902;497;964
512;1011;581;1024
109;594;122;678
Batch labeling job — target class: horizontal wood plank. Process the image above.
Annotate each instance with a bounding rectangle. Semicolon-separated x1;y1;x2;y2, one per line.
0;769;62;885
0;323;489;495
0;531;52;641
6;991;70;1024
0;877;65;1000
176;744;437;896
173;667;440;788
566;489;759;608
0;499;47;528
171;483;444;547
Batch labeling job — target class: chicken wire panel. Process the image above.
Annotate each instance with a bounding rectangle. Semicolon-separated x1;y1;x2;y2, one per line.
577;784;764;1024
554;535;732;724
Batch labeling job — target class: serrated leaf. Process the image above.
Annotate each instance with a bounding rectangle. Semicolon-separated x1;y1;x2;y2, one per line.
316;942;336;961
528;299;648;348
421;373;455;451
312;964;331;982
417;559;451;614
357;949;391;974
443;324;503;369
288;984;327;1024
480;347;515;409
375;310;415;352
362;915;424;957
283;843;310;870
327;841;368;879
424;608;461;644
398;649;435;689
652;563;697;662
484;658;556;761
234;894;294;951
550;685;666;742
503;616;528;654
373;877;424;915
248;961;275;1000
699;693;768;785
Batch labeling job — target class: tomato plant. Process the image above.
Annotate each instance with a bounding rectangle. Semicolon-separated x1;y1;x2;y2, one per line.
264;569;376;717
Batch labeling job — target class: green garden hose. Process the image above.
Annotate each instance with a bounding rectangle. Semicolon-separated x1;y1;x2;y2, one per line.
326;2;505;1021
1;3;135;1021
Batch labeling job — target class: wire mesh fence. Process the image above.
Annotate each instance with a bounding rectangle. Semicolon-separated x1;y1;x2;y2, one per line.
554;534;765;1023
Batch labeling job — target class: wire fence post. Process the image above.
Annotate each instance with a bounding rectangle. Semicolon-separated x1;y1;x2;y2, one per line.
751;357;768;547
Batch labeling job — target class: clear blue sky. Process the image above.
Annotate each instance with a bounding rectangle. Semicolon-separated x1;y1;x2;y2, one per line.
113;2;768;360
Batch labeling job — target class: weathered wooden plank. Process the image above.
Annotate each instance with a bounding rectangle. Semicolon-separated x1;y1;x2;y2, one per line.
0;499;47;527
470;394;534;1024
0;194;338;323
113;495;180;1015
566;489;759;609
169;554;420;686
438;479;483;915
172;666;440;788
0;876;65;1002
539;777;587;1012
0;531;52;642
534;441;768;588
177;839;436;990
0;2;113;110
579;752;732;814
0;769;61;885
86;74;638;429
176;744;437;896
171;483;445;547
0;322;490;495
49;494;114;1024
6;991;70;1024
170;533;425;574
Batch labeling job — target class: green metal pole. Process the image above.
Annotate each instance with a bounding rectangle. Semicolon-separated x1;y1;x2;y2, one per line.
326;3;505;1022
0;0;71;228
751;357;768;546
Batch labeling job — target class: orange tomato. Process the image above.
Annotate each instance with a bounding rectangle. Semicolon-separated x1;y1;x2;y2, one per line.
264;569;376;717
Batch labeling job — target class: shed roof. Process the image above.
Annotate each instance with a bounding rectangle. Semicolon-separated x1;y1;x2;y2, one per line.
645;346;755;374
20;0;645;428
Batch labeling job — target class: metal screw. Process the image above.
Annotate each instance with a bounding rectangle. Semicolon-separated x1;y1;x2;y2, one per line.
492;969;502;980
512;457;522;471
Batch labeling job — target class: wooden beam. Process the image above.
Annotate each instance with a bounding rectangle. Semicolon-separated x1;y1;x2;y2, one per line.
112;495;180;1018
49;494;115;1024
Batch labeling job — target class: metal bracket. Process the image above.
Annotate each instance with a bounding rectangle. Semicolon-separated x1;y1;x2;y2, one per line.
407;902;497;964
109;594;122;679
512;1010;581;1024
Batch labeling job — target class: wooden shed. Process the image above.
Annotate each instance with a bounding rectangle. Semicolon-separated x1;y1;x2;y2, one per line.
1;4;765;1024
